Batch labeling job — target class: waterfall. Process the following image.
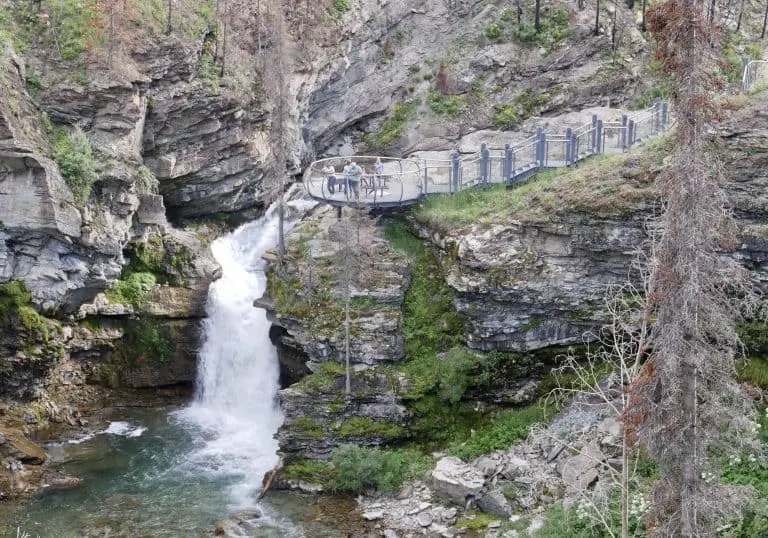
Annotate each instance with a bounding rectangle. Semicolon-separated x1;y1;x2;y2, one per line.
175;198;314;509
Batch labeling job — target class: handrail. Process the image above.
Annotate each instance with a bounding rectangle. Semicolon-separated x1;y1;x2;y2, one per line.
742;60;768;91
302;100;673;208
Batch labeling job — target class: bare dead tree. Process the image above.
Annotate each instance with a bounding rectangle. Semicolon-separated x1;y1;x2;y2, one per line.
166;0;172;34
548;279;652;538
627;0;759;535
265;0;291;259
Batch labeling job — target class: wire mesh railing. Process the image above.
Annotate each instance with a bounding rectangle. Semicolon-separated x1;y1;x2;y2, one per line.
742;60;768;92
303;100;672;207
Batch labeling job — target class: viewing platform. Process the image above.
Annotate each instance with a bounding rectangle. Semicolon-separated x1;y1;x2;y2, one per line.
302;99;672;209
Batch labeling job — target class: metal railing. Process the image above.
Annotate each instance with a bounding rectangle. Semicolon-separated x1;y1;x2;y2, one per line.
742;60;768;92
303;99;673;208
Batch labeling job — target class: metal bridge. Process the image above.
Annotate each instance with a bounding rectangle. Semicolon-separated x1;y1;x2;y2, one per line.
302;99;672;209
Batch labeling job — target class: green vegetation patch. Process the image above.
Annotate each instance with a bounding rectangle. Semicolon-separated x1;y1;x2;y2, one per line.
105;272;157;308
456;512;501;529
361;100;419;152
415;136;674;230
53;128;99;207
0;281;50;341
449;402;553;461
114;318;176;366
515;7;571;52
295;361;346;393
330;445;434;493
282;447;434;494
337;417;406;439
428;91;469;118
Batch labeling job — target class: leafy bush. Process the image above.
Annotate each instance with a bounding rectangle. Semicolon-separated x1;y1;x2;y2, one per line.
136;166;159;195
428;91;469;118
492;104;519;129
331;445;433;493
334;0;350;12
105;272;157;308
53;128;99;207
485;23;502;40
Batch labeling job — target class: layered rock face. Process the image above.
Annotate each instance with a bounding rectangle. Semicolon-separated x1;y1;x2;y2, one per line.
260;206;412;460
411;98;768;353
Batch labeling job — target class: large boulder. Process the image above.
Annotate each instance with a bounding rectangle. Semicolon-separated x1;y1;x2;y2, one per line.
431;456;485;506
0;427;47;464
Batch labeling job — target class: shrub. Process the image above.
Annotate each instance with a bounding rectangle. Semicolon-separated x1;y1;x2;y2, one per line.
331;445;433;493
492;104;519;129
136;166;159;195
105;272;157;308
53;128;99;207
428;91;468;118
333;0;350;12
199;52;219;93
361;100;419;151
485;23;502;40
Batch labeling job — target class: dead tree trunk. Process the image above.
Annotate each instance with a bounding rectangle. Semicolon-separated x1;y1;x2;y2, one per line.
628;0;758;535
535;0;541;32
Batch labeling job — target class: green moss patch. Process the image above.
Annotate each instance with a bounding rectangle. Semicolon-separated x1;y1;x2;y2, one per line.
0;281;51;342
337;417;406;439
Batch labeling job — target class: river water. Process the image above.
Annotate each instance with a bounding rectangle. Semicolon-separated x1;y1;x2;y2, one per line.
3;202;357;537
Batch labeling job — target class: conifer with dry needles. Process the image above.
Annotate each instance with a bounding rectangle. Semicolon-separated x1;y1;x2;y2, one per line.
626;0;759;535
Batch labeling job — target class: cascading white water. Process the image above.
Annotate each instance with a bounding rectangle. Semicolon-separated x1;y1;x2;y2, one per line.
176;199;313;509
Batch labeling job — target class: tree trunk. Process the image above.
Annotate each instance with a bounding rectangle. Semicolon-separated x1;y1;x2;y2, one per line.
736;0;746;30
535;0;541;32
220;0;227;77
166;0;172;35
517;0;522;23
595;0;601;36
108;1;115;68
344;292;351;397
763;0;768;38
642;0;647;31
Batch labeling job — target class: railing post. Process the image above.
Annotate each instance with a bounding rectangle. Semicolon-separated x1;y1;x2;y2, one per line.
572;130;579;164
565;128;573;166
504;143;513;182
742;58;750;91
536;128;546;168
591;114;598;154
627;119;635;148
596;119;603;153
480;142;490;185
451;151;460;193
653;98;661;134
621;114;628;151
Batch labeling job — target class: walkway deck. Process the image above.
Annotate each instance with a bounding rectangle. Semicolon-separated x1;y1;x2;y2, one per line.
303;100;672;209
